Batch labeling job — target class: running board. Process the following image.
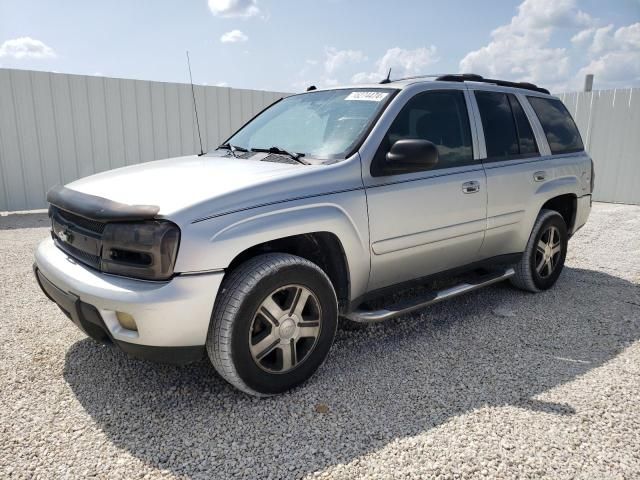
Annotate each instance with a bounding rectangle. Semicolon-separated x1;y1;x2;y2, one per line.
345;268;515;324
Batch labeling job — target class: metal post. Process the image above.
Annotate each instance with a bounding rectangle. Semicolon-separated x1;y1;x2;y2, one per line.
584;74;594;92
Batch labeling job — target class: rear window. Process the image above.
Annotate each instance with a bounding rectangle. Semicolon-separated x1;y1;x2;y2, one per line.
527;96;584;154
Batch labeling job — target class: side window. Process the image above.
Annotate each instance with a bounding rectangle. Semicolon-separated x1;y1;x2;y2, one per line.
374;90;473;174
475;91;538;161
508;95;538;155
527;96;584;154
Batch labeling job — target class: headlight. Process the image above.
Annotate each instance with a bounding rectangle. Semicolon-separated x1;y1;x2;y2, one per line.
100;221;180;280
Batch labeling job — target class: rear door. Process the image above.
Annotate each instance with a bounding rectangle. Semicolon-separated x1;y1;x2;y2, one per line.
362;86;487;291
469;87;549;258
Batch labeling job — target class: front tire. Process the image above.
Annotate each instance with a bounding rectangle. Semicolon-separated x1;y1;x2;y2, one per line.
510;209;568;292
207;253;338;396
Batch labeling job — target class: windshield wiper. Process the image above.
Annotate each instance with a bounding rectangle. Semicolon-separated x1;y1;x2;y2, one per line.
251;146;309;165
217;143;249;158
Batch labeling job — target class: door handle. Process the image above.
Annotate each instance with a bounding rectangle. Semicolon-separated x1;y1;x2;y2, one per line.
462;181;480;194
533;171;547;182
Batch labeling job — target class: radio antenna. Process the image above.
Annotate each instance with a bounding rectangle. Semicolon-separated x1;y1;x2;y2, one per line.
186;50;204;156
379;68;392;84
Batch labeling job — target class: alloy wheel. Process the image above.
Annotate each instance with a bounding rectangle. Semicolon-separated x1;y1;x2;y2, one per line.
249;284;322;373
535;225;562;278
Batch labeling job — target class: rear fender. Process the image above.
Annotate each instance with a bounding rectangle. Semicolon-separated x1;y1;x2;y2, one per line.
518;175;580;248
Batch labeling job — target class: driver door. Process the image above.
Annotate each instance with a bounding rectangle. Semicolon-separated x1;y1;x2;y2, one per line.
364;88;487;291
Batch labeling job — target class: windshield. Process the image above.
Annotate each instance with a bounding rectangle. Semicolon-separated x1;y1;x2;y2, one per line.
222;88;395;160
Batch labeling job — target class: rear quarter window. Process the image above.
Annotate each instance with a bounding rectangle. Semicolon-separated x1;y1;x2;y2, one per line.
527;96;584;154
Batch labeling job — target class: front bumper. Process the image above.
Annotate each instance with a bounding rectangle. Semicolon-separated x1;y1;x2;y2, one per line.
34;238;224;363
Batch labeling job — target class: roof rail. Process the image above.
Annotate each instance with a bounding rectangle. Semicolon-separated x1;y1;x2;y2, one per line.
435;74;550;94
376;72;550;95
435;74;484;82
379;73;450;84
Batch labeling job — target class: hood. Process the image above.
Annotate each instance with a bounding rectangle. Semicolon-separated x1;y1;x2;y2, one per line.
66;153;313;219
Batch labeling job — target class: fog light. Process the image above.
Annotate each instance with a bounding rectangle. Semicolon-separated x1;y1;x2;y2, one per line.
116;311;138;331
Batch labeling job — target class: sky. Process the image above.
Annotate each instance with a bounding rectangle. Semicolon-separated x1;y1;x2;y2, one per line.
1;0;639;93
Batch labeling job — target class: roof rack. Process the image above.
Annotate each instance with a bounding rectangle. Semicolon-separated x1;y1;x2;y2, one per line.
379;73;550;95
379;73;446;84
435;74;550;94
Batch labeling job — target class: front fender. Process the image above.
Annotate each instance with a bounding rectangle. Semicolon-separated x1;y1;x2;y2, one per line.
174;190;371;300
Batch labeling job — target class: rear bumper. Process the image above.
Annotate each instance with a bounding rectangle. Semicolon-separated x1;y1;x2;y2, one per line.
34;237;224;363
572;194;592;235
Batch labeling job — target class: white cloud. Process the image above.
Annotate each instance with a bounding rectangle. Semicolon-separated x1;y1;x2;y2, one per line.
576;22;640;88
324;48;367;74
352;46;439;83
459;0;593;88
0;37;56;59
571;27;596;47
514;0;593;30
208;0;259;18
220;29;248;43
589;25;616;55
588;23;640;56
215;81;229;87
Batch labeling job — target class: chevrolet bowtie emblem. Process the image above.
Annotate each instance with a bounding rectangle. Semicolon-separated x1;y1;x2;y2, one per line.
58;229;73;244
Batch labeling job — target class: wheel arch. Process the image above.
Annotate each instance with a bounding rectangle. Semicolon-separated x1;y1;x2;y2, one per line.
226;232;351;312
533;176;580;233
539;193;578;233
176;201;371;306
512;178;581;254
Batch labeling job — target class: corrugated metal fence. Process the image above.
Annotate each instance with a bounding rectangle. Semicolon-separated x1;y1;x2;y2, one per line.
1;68;639;210
558;88;640;205
0;68;288;211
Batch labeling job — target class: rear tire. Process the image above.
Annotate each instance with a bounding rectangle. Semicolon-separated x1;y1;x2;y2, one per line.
510;209;568;293
207;253;338;396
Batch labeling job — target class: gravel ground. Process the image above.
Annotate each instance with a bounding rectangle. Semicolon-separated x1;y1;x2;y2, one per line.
1;202;639;479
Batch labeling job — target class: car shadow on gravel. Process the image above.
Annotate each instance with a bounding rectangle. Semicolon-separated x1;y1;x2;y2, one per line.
63;266;640;479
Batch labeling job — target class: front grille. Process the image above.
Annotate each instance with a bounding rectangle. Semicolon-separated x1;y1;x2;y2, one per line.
50;206;105;270
54;207;106;234
54;238;101;269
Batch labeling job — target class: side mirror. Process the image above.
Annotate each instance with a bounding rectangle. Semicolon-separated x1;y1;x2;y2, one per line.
385;139;439;170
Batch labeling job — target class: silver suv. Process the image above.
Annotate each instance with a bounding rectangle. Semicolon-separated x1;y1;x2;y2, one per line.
34;74;593;396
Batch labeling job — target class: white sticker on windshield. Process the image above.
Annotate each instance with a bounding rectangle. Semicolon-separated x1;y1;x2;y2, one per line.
345;91;389;102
